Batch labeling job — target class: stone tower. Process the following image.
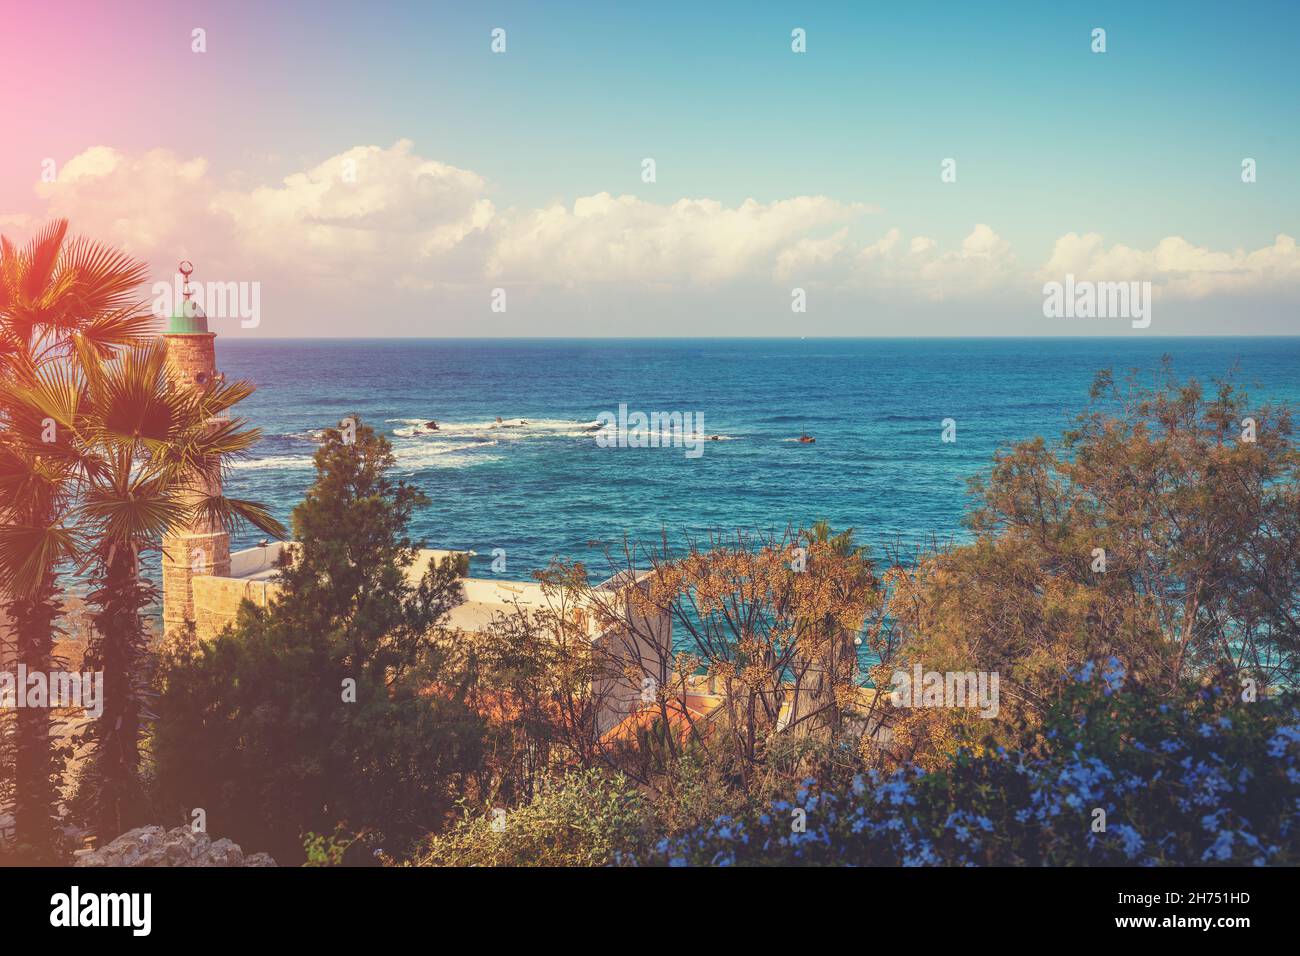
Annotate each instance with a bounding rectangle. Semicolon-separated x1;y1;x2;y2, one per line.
161;261;231;639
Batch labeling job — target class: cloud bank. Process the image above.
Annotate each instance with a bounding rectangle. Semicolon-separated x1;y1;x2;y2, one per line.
7;140;1298;335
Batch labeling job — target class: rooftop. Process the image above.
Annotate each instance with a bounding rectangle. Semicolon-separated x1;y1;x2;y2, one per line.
164;302;209;335
224;541;630;633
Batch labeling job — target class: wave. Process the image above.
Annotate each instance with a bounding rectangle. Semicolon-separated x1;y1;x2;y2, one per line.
243;416;619;473
397;440;499;457
256;430;322;451
231;455;315;471
233;444;501;473
391;417;606;439
391;444;503;470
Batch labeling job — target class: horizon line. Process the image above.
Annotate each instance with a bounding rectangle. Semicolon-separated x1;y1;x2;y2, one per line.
211;333;1300;341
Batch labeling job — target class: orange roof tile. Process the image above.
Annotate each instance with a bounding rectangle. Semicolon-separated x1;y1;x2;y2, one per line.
600;693;726;747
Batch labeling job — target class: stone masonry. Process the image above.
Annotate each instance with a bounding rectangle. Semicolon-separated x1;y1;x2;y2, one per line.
161;324;231;639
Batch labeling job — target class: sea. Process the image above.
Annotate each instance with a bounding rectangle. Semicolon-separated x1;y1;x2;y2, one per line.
218;337;1300;582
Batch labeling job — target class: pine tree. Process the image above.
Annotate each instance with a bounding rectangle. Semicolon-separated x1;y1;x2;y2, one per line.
152;417;483;862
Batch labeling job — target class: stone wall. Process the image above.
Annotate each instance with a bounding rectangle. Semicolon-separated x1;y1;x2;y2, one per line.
191;574;281;641
162;331;218;390
162;531;232;638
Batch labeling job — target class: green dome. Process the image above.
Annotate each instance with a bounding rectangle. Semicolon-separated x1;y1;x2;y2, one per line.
166;301;209;335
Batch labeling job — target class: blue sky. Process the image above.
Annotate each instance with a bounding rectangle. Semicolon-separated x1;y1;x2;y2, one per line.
2;0;1297;335
338;0;1298;253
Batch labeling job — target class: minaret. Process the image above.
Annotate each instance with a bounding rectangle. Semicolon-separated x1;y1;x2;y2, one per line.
161;261;231;639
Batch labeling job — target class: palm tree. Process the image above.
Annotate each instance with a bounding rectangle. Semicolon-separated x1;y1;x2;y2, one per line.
0;220;153;860
10;335;285;842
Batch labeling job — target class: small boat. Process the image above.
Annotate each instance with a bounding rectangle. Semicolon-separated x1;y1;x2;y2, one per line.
798;434;815;444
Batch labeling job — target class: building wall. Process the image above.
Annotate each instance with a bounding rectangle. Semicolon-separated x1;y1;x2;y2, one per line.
162;531;232;638
590;575;675;736
191;575;280;641
182;558;673;738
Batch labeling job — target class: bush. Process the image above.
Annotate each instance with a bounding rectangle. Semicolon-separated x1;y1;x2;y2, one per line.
636;662;1300;866
410;769;649;867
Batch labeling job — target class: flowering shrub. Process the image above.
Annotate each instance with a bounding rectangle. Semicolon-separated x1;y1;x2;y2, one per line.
635;661;1300;866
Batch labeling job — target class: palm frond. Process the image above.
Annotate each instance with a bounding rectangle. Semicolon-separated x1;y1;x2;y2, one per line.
197;376;257;416
7;357;86;436
77;307;159;358
189;494;287;540
21;219;68;302
58;234;151;319
0;522;79;598
0;236;15;314
80;479;186;548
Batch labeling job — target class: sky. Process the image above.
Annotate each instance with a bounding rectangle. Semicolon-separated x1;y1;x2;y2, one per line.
1;0;1297;337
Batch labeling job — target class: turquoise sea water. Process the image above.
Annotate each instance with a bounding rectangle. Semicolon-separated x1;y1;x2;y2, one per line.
218;337;1300;580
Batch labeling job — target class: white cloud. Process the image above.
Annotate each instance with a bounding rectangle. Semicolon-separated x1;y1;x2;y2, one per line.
25;142;872;293
773;229;851;281
214;140;496;275
490;193;867;284
839;224;1018;299
36;146;215;255
10;142;1299;318
1042;231;1300;298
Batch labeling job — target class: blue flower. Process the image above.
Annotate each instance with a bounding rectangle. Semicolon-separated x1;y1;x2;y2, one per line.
1202;830;1235;862
1110;824;1144;860
1267;725;1300;758
1102;659;1125;693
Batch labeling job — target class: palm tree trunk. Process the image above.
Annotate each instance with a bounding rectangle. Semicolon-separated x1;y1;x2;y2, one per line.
84;548;149;844
8;576;63;861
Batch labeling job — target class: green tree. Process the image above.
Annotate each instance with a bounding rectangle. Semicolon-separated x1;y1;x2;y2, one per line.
151;416;483;862
880;366;1299;765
